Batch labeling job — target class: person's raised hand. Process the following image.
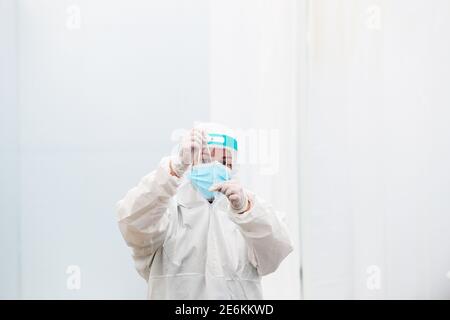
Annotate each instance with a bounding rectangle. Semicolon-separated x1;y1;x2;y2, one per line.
171;129;208;177
209;180;250;213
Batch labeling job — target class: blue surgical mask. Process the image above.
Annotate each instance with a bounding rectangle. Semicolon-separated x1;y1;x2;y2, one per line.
187;161;231;200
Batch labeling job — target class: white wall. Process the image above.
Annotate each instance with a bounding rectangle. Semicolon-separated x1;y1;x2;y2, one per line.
5;0;449;301
0;0;20;299
300;0;450;299
10;0;209;299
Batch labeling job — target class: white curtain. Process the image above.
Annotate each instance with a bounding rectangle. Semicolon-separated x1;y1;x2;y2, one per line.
300;0;450;299
209;0;302;299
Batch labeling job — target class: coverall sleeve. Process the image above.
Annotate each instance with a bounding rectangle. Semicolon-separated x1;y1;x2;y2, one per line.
116;156;181;280
227;193;294;276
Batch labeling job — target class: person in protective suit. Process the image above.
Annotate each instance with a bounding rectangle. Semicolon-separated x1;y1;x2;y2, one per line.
116;122;293;299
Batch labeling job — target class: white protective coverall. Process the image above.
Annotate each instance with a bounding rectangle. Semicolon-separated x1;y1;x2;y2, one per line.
117;151;293;300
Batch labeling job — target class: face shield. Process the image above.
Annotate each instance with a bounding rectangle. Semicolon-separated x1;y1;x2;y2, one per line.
194;122;239;174
186;122;239;200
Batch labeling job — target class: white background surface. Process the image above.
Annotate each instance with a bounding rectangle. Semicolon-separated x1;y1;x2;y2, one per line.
2;0;450;300
0;0;20;299
300;0;450;299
